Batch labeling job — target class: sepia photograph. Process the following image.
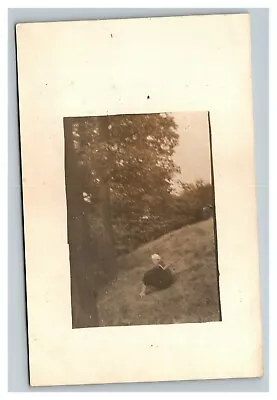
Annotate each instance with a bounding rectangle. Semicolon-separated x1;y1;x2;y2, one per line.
15;13;263;386
64;111;221;329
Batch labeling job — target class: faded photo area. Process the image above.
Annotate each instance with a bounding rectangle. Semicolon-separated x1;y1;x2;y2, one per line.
64;111;221;329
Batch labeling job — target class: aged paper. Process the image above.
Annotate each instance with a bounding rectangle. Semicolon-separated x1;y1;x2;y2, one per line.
16;14;263;386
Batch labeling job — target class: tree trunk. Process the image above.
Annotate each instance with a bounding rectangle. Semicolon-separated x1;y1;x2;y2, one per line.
96;116;117;280
63;117;99;328
98;179;116;278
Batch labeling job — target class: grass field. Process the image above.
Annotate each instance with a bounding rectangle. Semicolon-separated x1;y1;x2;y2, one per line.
98;218;221;327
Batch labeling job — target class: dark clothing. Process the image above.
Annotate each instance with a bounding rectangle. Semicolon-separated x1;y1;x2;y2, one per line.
143;266;174;289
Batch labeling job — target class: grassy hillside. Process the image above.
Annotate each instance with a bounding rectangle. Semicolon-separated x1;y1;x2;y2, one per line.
98;218;221;327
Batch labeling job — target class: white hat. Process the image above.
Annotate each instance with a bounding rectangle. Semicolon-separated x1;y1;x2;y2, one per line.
151;254;161;263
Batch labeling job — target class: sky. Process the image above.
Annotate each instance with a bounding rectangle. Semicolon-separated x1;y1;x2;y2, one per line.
170;111;212;188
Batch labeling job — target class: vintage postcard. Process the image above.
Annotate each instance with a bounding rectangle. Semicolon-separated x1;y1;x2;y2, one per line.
16;14;263;386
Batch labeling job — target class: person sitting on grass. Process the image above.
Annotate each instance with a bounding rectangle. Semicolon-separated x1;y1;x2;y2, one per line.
139;253;174;298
